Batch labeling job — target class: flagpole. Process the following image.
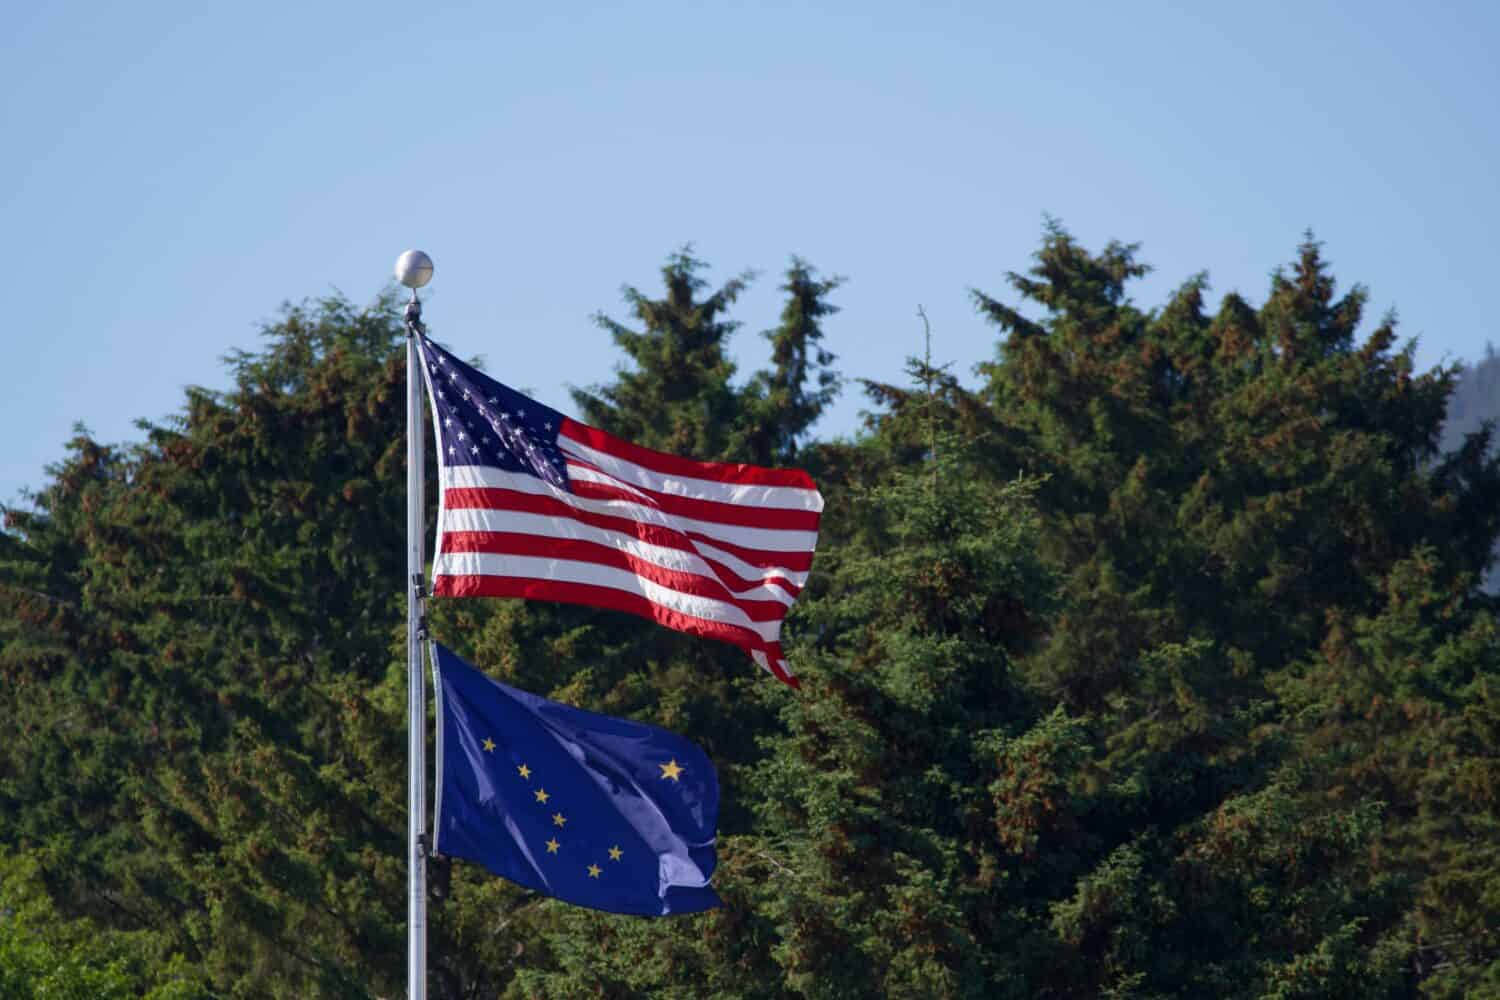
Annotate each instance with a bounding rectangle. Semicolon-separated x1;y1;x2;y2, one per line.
396;249;434;1000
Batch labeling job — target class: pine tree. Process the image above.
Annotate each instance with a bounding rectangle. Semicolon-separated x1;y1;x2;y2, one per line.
738;259;843;466
574;248;752;460
0;294;417;996
971;225;1500;995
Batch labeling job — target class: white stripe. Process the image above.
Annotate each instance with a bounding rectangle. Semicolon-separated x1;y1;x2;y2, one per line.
439;508;797;606
558;433;824;512
564;463;654;502
440;466;820;554
432;553;785;643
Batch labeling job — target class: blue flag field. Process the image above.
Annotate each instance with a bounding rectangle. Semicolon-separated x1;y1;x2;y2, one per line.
431;642;721;916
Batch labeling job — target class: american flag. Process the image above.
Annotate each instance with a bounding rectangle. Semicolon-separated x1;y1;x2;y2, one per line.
417;336;822;688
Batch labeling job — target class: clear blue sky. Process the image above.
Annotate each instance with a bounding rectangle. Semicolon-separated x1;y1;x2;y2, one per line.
4;1;1497;505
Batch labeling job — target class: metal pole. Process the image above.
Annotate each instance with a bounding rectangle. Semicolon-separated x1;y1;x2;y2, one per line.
404;288;429;1000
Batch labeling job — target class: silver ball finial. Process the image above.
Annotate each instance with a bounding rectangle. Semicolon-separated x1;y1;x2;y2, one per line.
394;249;433;289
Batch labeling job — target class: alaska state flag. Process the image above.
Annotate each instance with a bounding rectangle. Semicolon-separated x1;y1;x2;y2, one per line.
431;642;721;916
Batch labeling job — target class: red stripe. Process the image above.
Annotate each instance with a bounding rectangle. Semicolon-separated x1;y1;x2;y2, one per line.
560;418;818;490
443;487;815;574
438;532;793;622
759;647;799;688
567;470;822;531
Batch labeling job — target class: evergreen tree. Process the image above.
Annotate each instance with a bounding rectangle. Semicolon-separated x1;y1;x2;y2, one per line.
742;438;1063;999
0;295;417;996
972;226;1500;995
1440;346;1500;593
738;259;843;466
574;248;752;460
0;852;209;999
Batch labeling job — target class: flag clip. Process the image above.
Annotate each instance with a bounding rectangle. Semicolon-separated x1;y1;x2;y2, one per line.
411;573;427;599
403;295;426;337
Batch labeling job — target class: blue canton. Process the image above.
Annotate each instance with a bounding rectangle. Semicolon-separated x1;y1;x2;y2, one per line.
419;337;570;490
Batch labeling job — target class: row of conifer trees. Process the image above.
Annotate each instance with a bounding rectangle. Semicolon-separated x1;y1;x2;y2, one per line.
2;228;1499;997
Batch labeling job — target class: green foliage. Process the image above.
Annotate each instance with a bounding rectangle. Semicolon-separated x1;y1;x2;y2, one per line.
0;851;208;999
0;295;415;996
574;250;840;467
4;234;1500;996
964;225;1500;995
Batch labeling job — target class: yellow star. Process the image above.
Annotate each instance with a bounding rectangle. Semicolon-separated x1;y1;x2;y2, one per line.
481;738;496;752
534;788;550;804
517;763;531;779
545;838;560;854
587;864;602;879
552;812;567;827
608;845;623;862
659;759;685;782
